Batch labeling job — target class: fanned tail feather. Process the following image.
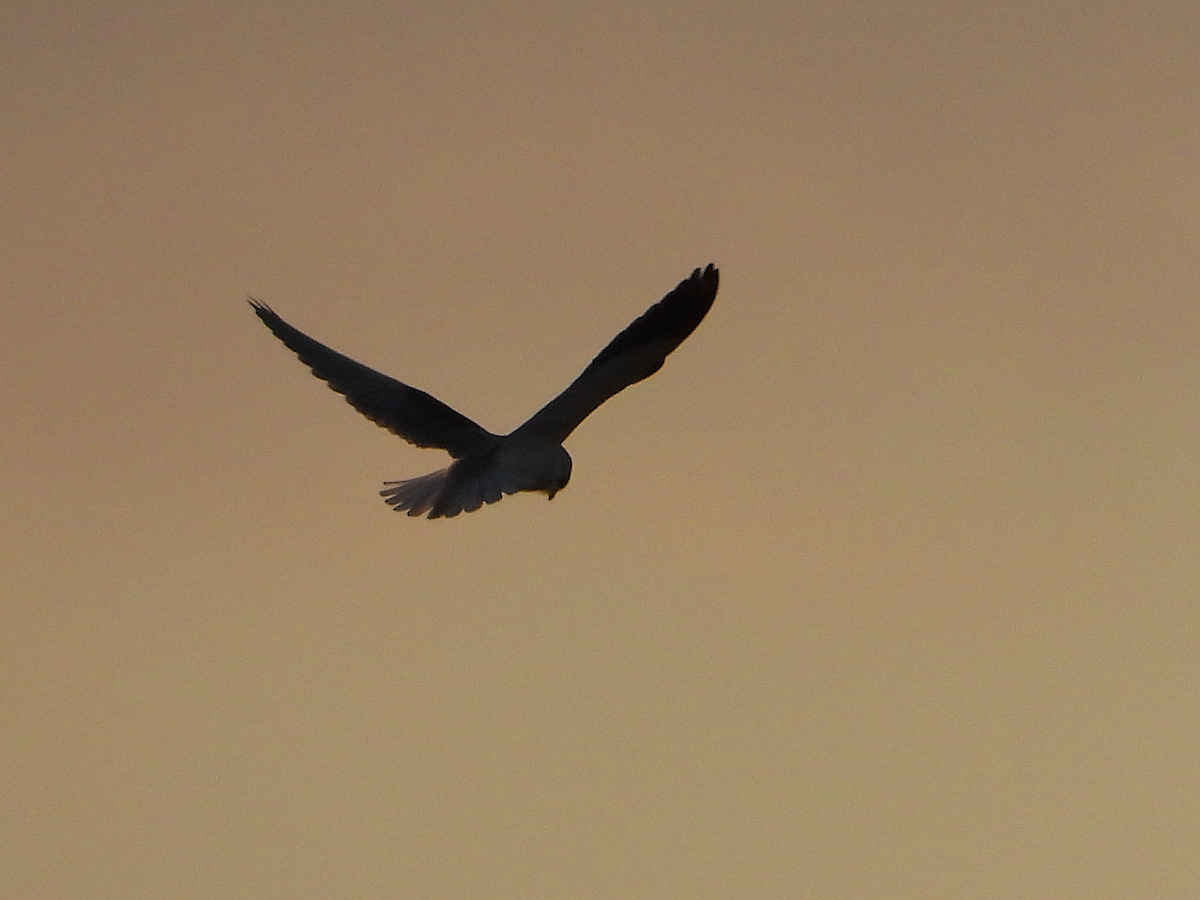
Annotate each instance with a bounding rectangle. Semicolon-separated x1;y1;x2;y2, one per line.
380;468;453;518
380;464;508;519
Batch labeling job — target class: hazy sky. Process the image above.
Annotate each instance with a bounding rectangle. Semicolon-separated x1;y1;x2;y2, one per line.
4;1;1199;897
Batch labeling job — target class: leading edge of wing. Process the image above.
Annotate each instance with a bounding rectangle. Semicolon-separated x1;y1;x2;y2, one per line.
249;300;496;458
513;264;719;444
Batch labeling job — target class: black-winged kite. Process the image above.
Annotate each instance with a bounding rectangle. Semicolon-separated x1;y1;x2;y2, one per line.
250;264;718;518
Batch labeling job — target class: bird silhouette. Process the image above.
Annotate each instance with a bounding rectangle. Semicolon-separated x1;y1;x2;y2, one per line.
250;264;718;518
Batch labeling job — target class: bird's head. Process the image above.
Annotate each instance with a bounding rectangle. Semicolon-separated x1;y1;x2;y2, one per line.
543;445;573;499
492;440;573;500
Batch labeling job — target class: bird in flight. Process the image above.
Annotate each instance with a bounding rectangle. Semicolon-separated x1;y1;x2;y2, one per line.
250;264;719;518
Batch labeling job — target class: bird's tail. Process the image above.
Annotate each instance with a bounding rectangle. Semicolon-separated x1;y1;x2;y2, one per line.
380;464;506;519
381;468;453;518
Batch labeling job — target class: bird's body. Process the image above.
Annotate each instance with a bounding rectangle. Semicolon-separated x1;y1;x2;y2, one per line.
250;264;718;518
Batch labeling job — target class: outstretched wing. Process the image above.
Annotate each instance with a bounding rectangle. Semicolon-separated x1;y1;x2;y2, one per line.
512;264;718;444
250;301;497;458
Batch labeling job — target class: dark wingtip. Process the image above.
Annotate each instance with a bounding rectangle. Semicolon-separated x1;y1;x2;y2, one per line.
685;263;719;300
248;299;291;338
584;263;720;372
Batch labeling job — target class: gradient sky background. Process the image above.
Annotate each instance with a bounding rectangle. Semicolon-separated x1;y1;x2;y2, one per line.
4;1;1200;897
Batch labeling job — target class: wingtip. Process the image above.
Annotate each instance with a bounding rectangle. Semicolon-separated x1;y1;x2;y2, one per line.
689;263;719;298
693;263;719;289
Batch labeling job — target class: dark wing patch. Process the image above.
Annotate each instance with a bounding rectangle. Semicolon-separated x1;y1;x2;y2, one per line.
249;301;496;457
512;264;719;444
585;264;718;374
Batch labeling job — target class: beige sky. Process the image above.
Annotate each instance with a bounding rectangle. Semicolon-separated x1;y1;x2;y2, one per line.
4;1;1199;897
